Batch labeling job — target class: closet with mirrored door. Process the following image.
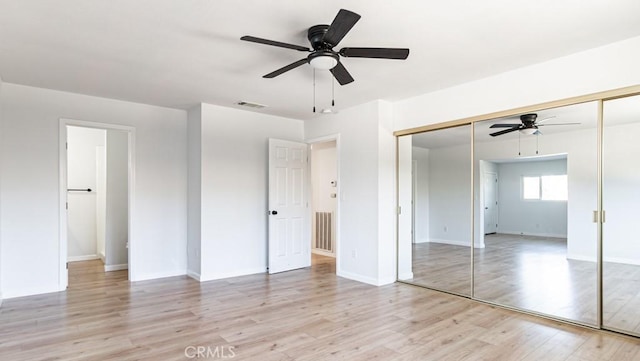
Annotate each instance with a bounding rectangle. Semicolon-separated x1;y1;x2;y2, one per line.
397;86;640;337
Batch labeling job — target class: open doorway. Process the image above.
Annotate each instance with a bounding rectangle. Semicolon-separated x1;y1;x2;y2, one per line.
309;137;339;274
59;119;134;289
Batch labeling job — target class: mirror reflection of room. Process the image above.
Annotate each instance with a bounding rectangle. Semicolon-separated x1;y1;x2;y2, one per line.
398;125;472;296
602;94;640;336
473;102;598;325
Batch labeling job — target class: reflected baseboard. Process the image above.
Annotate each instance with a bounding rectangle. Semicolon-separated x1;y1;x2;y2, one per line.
429;238;485;248
398;272;414;281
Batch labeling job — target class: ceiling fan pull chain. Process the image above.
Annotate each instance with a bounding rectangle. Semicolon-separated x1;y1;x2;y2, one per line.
536;134;539;155
332;77;335;107
313;69;316;113
518;132;521;156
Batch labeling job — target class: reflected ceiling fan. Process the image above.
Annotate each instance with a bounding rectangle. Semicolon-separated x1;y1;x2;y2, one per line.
240;9;410;85
489;113;580;137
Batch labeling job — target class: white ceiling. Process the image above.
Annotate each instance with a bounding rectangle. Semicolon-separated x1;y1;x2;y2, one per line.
1;1;640;120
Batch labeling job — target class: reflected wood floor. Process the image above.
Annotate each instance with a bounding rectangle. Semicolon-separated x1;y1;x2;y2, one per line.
1;256;640;360
410;234;640;334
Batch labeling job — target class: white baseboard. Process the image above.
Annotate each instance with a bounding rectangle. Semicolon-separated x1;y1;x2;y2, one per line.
567;254;640;266
397;272;414;281
104;264;128;272
312;249;336;258
429;238;485;248
131;269;187;282
200;267;265;282
337;270;395;286
0;292;3;308
99;253;106;263
499;231;567;239
68;254;100;262
3;285;61;299
187;270;201;281
414;238;430;244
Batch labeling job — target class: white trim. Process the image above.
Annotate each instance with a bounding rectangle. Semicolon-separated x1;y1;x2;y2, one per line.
305;133;341;275
0;293;3;308
499;231;567;239
397;272;414;281
187;270;201;281
3;285;61;300
133;269;186;282
99;253;106;263
429;238;485;248
414;238;430;244
200;267;265;282
312;249;335;258
59;118;136;289
68;255;100;262
104;264;128;272
337;270;396;286
567;254;640;266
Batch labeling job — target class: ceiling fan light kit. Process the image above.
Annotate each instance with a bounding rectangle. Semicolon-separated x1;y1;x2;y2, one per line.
489;113;581;137
308;51;339;70
241;9;410;86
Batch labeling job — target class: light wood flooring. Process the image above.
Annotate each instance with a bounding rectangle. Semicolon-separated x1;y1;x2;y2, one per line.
1;255;640;360
409;234;640;334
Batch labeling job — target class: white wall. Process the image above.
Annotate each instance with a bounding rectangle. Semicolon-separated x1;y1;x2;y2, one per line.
0;83;187;298
66;126;105;261
428;142;473;246
394;36;640;131
602;121;640;265
104;130;129;268
197;103;304;281
496;159;568;238
186;105;202;278
412;146;430;243
305;100;397;286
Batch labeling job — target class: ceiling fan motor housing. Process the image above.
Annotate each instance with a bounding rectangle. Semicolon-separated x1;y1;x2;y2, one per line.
308;25;331;50
521;113;538;127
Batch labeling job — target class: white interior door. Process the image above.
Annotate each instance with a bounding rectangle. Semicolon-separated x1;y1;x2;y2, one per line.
483;172;498;234
268;139;310;274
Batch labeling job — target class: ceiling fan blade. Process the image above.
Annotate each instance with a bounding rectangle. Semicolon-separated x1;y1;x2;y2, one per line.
330;61;354;85
263;58;308;78
340;47;409;59
241;36;310;52
535;116;557;124
490;123;521;128
323;9;361;47
490;127;520;137
537;123;581;127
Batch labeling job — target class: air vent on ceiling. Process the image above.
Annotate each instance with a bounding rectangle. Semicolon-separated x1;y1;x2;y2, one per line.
237;101;267;109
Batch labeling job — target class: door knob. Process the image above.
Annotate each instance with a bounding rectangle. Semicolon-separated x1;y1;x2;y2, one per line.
270;210;278;215
485;207;488;210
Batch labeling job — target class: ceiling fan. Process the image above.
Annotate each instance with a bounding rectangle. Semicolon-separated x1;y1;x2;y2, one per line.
240;9;410;85
489;113;580;137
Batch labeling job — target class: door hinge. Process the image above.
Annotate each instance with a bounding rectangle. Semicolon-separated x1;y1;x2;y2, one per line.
397;206;402;215
66;262;69;269
66;142;68;150
66;202;68;210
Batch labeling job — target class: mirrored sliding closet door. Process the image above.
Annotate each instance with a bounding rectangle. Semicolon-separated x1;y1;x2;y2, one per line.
471;102;599;326
398;125;472;296
602;94;640;336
